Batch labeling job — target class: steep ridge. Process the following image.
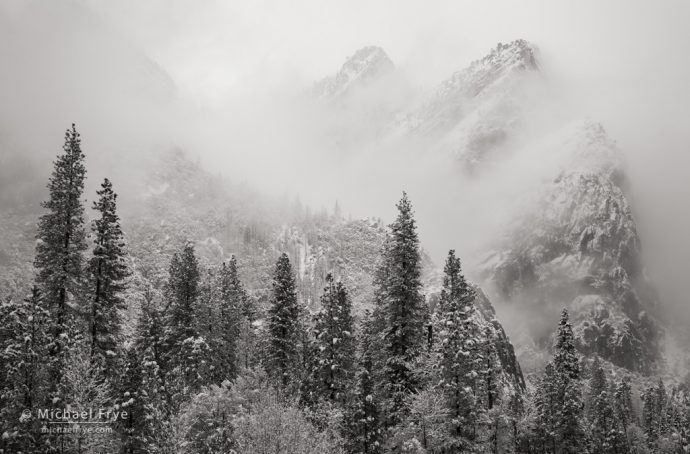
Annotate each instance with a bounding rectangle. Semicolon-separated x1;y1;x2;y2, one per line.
399;40;543;170
311;46;395;101
476;120;663;374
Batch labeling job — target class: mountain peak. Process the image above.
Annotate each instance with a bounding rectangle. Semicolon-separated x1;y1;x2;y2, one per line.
312;45;394;100
475;39;539;73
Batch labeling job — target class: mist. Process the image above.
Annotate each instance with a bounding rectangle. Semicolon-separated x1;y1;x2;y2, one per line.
2;0;690;317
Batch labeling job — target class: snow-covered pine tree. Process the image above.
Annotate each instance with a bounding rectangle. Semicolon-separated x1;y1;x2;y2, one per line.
267;253;301;388
58;344;116;453
213;256;246;382
642;383;657;443
161;243;210;405
88;178;129;382
553;309;580;382
237;292;260;370
587;358;626;454
34;124;88;393
373;192;426;424
0;288;50;453
586;356;606;421
434;249;482;449
120;288;168;452
118;345;146;454
534;362;557;453
552;309;586;454
345;310;384;454
558;380;587;454
312;273;355;404
613;376;635;433
642;378;670;448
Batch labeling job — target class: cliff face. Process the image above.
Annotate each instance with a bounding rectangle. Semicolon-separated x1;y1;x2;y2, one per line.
399;40;543;170
477;121;662;374
311;46;395;101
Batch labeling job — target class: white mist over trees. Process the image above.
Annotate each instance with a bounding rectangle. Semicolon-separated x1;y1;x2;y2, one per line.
1;2;690;453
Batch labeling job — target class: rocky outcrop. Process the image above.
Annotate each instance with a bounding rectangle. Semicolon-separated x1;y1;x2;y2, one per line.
477;121;663;374
400;40;542;169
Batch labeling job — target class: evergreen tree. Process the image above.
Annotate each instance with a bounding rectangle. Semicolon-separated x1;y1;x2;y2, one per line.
267;253;301;388
0;288;50;453
88;178;129;381
236;293;260;371
120;289;167;452
34;124;88;393
373;192;426;423
534;362;558;453
558;380;587;454
587;359;625;454
613;377;635;432
642;378;669;447
345;311;384;454
312;273;355;403
161;243;209;404
552;309;586;454
58;343;116;453
210;256;246;382
553;309;580;381
642;383;657;442
434;249;482;448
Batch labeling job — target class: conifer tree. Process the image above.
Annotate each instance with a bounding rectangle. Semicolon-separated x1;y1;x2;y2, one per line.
312;273;355;403
88;178;129;380
434;249;482;448
613;377;635;432
552;309;586;453
213;256;246;382
643;378;669;447
237;293;260;370
267;253;301;388
373;192;426;423
642;383;657;442
553;309;580;381
0;288;49;453
162;243;209;402
558;380;587;454
534;362;558;453
120;290;166;452
34;124;88;391
587;359;625;454
586;356;606;421
345;311;384;454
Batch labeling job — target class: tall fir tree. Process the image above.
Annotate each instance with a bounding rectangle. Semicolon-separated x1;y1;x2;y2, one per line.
0;288;50;453
88;178;129;381
345;310;384;454
587;358;626;454
613;377;635;432
267;253;301;388
552;309;586;454
553;309;580;382
119;289;167;453
311;273;355;403
161;243;209;404
373;192;426;424
34;124;88;393
213;256;246;382
642;378;669;447
534;362;558;453
434;249;482;449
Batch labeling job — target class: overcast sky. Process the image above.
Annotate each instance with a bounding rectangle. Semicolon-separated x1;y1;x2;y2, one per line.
72;0;690;106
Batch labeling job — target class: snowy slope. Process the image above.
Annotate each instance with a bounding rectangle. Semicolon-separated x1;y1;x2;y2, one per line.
476;120;663;374
397;40;542;170
311;46;395;101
